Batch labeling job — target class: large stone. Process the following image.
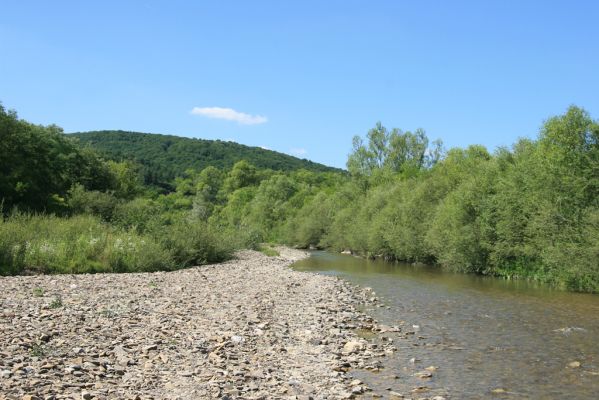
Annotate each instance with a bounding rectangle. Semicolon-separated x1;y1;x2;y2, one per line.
343;341;364;354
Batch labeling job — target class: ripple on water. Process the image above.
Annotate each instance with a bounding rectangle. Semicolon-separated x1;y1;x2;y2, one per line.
293;251;599;399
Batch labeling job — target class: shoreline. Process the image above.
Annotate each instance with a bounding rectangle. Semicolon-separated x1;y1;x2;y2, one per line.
1;247;394;399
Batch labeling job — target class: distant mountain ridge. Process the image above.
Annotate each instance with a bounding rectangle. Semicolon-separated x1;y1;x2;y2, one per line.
70;130;341;186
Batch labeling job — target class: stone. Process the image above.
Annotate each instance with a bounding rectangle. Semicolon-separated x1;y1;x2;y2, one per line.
569;361;581;368
231;335;244;344
351;385;363;394
343;340;363;354
0;248;403;399
416;371;433;378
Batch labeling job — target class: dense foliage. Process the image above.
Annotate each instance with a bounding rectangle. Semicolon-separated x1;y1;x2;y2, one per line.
2;103;598;292
70;130;341;188
0;105;116;211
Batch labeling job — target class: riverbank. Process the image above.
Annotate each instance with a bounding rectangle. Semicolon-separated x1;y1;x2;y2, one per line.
0;248;396;399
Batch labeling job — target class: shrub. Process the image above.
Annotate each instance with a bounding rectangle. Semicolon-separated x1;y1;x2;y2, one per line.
67;184;120;221
0;213;172;274
157;218;234;267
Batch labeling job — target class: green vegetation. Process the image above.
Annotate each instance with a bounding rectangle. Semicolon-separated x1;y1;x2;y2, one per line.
1;102;598;292
99;308;119;318
49;297;63;309
0;212;233;275
258;244;280;257
0;105;116;212
29;344;48;357
70;130;342;188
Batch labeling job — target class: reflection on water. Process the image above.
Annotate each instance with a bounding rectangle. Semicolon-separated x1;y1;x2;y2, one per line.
293;251;599;399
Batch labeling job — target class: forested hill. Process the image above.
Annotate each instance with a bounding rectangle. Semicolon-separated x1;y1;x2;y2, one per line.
70;130;341;185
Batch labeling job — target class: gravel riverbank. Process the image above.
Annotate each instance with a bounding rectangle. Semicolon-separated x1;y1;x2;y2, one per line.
1;248;399;399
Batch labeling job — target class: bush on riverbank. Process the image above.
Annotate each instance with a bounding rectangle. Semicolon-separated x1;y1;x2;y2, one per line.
277;107;599;292
2;102;598;292
0;213;234;275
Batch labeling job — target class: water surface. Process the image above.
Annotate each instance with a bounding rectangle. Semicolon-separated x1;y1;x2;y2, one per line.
293;251;599;399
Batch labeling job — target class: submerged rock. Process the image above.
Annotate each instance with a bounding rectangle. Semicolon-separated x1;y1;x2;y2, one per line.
569;361;582;368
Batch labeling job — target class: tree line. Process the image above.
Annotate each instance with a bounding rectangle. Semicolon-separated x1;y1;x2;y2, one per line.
70;130;342;189
1;103;597;292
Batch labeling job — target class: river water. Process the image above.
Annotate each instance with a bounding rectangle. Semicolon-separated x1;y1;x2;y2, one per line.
292;251;599;399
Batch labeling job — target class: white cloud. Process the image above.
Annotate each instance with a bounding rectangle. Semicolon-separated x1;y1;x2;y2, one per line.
290;148;307;156
191;106;267;125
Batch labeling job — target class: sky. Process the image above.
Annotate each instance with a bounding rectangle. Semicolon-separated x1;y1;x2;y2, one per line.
1;1;598;168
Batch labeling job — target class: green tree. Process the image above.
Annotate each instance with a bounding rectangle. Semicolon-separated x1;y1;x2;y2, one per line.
0;104;113;212
223;160;259;193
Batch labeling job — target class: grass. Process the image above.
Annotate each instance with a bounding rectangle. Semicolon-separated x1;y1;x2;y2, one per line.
258;244;280;257
29;344;47;357
99;308;119;318
49;297;63;309
32;287;45;297
0;212;235;275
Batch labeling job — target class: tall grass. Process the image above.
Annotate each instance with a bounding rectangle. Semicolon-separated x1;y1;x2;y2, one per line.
0;213;234;275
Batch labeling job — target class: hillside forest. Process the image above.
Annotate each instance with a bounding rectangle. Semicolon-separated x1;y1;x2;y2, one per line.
1;103;598;292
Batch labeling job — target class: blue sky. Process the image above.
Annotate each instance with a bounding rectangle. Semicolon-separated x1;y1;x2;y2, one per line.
1;1;598;168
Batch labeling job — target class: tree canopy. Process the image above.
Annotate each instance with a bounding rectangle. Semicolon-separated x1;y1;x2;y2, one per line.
70;130;342;188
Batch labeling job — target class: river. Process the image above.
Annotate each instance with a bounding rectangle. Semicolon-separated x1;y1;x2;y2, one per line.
292;251;599;399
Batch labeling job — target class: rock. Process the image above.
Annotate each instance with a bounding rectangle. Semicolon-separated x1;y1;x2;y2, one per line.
351;385;363;394
0;248;390;399
143;344;158;352
569;361;581;368
411;386;429;393
343;340;364;354
231;335;244;344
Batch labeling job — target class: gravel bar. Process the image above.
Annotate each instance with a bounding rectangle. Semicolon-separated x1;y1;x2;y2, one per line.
0;248;396;399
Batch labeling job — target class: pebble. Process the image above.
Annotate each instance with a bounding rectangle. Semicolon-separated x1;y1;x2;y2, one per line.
569;361;581;368
0;248;390;399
